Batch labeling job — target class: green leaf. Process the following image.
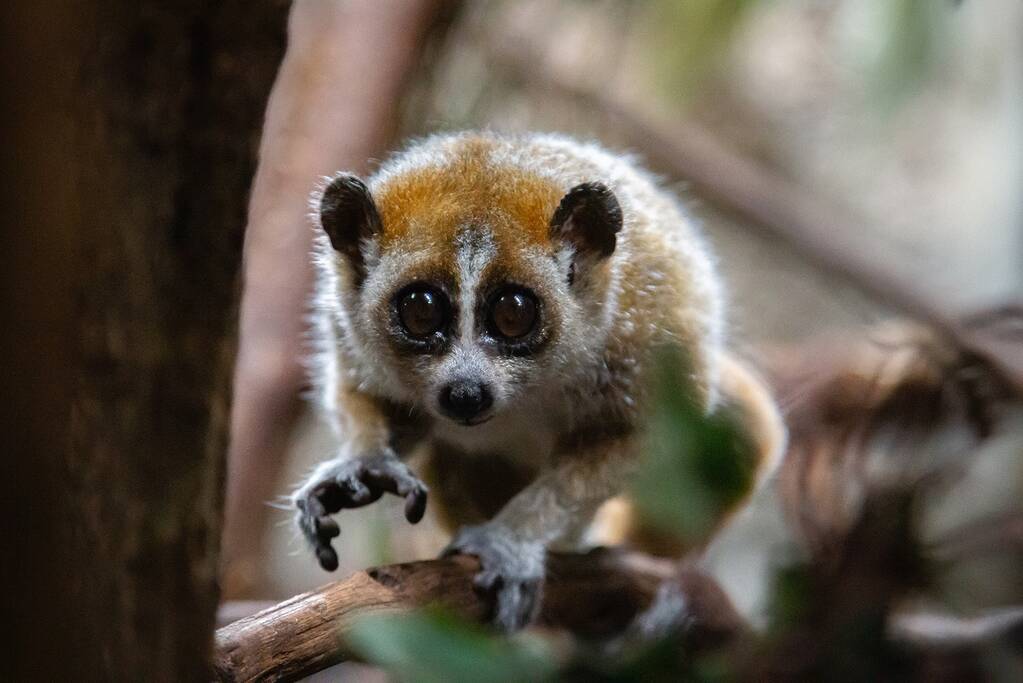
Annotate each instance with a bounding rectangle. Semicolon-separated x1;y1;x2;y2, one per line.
631;347;758;544
642;0;762;100
766;564;812;631
348;608;558;683
862;0;954;110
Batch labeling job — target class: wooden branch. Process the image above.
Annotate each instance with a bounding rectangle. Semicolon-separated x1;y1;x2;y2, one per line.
213;549;742;682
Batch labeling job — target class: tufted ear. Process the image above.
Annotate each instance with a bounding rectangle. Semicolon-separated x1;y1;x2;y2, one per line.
549;182;623;267
319;173;382;281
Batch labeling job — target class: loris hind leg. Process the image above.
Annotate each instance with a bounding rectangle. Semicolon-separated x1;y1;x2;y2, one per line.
590;353;786;557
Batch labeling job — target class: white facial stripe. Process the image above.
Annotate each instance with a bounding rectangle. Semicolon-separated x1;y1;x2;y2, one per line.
455;227;496;340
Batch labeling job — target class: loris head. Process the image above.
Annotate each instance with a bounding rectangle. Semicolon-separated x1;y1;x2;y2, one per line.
317;151;622;427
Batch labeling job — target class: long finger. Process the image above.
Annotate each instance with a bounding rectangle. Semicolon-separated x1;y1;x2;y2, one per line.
297;492;340;571
403;486;428;523
362;464;428;523
314;474;376;512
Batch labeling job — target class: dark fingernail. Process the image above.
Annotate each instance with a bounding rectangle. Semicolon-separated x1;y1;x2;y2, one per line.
316;546;339;571
345;483;371;504
473;571;502;596
404;489;428;523
315;483;344;511
315;516;340;540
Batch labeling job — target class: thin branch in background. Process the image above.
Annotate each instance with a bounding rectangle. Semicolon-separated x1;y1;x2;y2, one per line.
222;0;458;599
891;606;1023;650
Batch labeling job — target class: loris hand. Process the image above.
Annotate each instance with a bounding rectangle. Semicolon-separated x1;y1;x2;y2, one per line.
294;451;428;571
442;522;546;631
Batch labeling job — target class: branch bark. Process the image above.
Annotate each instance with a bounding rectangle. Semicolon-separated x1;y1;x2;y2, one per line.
213;549;742;682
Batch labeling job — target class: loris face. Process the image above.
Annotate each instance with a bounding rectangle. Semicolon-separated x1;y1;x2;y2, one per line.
318;157;622;427
359;226;566;426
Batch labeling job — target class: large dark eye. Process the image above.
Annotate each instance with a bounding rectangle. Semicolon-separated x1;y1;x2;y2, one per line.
398;285;447;338
488;288;538;340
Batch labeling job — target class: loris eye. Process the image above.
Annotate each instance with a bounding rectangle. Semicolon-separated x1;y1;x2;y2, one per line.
397;285;448;338
487;287;539;340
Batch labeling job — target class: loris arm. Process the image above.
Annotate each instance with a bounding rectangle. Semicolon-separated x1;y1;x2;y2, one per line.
444;435;638;630
293;385;428;571
442;354;787;631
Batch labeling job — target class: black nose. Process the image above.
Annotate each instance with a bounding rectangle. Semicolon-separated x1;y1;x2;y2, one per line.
439;382;493;422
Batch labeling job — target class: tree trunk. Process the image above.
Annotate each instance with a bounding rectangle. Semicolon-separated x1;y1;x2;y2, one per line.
11;2;289;679
222;0;458;599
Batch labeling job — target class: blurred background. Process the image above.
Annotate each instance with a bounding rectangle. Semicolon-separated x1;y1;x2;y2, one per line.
222;0;1022;633
11;0;1020;679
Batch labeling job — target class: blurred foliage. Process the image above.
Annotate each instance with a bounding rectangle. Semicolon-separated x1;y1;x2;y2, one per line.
640;0;761;100
560;638;732;683
350;606;738;683
348;608;558;683
639;0;957;111
851;0;955;110
631;347;758;545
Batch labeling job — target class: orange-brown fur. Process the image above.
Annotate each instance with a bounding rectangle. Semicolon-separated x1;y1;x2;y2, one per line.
375;139;564;254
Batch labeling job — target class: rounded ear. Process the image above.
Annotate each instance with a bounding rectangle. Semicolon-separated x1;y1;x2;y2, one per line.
319;173;381;281
549;182;623;262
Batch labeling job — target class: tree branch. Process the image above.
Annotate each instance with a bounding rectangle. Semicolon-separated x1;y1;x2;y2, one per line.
212;549;743;682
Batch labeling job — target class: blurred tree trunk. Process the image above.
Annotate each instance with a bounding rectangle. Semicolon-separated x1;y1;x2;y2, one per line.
222;0;459;599
8;2;290;679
